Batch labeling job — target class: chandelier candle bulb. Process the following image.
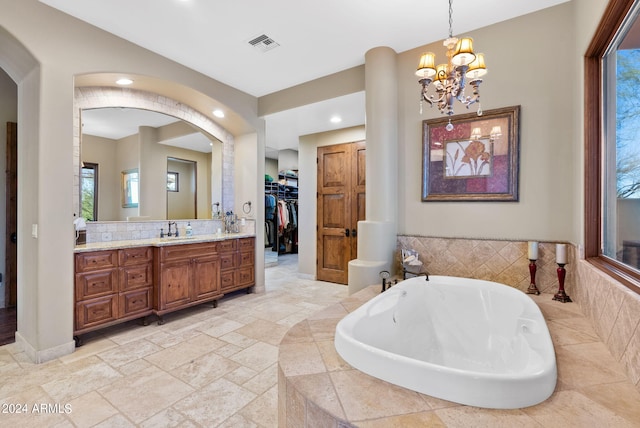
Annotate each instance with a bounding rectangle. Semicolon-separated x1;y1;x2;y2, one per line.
556;244;567;264
528;242;539;260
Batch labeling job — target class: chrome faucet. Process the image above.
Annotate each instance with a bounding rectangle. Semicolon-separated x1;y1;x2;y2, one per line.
167;221;177;237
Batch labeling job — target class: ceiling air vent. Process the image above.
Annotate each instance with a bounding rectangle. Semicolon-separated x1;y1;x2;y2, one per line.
248;34;280;53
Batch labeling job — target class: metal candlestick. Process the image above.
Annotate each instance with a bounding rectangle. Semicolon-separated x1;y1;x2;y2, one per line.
553;263;572;303
527;259;540;295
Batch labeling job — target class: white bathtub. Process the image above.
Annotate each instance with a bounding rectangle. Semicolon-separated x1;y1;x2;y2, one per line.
334;276;557;409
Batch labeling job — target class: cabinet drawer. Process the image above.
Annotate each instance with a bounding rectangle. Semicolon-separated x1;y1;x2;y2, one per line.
159;242;217;261
218;239;237;252
239;237;254;250
238;250;254;266
220;270;237;290
120;264;153;291
119;246;153;266
119;288;152;317
75;295;118;331
219;252;237;270
75;270;118;300
237;266;255;286
75;250;118;273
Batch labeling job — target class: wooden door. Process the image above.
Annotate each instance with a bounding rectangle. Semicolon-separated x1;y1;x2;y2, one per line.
316;141;365;284
351;141;366;259
5;122;17;307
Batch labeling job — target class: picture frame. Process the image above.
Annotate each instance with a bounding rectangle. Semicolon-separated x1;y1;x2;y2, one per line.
167;171;179;192
422;105;520;202
121;168;139;208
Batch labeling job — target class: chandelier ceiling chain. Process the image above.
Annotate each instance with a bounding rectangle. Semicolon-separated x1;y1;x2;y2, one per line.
416;0;487;123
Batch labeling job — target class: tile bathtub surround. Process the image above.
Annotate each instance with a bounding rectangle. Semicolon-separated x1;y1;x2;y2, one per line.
397;236;640;396
396;236;575;294
84;219;256;243
278;285;640;427
575;259;640;393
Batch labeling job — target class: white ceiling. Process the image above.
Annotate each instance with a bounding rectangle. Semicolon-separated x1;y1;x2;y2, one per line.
44;0;568;155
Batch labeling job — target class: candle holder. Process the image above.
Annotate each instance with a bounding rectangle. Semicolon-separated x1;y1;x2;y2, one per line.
553;263;572;303
527;259;540;295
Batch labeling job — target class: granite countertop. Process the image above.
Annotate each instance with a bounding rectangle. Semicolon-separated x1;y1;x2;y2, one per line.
74;232;256;252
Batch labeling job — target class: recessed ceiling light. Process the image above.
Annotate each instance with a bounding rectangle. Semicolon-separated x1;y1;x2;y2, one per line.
213;109;225;118
330;116;342;124
116;78;133;85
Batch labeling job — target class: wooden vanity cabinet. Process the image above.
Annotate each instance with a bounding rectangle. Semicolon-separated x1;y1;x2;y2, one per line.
154;241;222;321
220;237;255;293
74;246;153;337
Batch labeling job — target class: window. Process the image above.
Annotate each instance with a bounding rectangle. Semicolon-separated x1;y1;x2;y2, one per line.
585;0;640;293
80;162;98;221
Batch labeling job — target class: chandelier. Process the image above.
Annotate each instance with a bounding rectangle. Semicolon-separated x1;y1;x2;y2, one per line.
416;0;487;122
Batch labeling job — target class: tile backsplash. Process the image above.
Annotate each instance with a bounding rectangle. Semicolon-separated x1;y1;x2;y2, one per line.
83;219;256;244
396;235;574;294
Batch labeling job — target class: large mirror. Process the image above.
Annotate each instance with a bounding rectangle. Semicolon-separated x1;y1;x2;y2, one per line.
80;107;223;221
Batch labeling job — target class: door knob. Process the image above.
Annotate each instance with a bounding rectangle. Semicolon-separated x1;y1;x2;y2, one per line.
10;232;17;243
351;229;357;238
345;228;350;237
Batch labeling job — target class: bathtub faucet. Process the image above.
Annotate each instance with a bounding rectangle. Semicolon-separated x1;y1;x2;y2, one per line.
379;270;397;292
403;267;429;281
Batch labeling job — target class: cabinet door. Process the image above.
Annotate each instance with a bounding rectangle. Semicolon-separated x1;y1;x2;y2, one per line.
159;261;191;310
193;256;220;300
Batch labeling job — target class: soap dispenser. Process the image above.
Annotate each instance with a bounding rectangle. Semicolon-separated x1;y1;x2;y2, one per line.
185;221;193;237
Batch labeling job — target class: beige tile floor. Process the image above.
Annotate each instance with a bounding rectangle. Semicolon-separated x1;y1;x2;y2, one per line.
0;254;348;427
2;255;640;427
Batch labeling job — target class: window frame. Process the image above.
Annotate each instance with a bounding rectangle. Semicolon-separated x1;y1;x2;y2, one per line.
80;162;99;221
585;0;640;294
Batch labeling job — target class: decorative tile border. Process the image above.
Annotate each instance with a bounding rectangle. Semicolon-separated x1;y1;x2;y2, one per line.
396;235;574;294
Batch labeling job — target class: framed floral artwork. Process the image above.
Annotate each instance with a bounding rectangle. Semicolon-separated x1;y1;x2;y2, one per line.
422;105;520;201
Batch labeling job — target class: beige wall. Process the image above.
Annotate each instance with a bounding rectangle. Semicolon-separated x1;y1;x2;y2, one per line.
234;131;265;293
81;135;120;221
167;158;196;220
265;158;278;181
397;3;577;243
